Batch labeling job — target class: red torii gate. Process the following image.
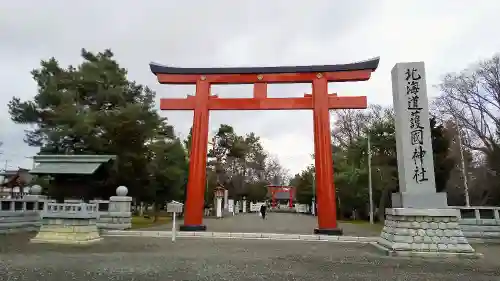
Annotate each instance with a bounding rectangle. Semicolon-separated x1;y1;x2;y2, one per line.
150;57;379;235
268;185;295;209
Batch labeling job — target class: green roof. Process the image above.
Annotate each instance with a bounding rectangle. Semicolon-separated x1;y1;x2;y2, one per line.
30;155;116;175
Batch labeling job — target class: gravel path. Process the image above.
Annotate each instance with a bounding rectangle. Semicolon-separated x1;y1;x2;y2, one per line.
1;233;499;280
145;213;382;236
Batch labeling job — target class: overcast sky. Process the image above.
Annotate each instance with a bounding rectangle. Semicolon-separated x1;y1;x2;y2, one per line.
1;1;500;175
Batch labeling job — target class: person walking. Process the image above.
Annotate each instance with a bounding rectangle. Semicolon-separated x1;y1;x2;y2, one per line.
260;203;267;220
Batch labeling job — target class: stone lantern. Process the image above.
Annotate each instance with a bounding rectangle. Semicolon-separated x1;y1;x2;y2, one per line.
214;186;225;218
311;197;316;216
242;196;248;213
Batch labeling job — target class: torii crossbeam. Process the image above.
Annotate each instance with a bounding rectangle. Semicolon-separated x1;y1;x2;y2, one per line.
150;57;379;235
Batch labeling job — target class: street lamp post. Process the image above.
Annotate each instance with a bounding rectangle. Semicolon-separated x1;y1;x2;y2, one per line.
312;171;316;216
206;167;210;193
367;133;374;224
455;118;471;207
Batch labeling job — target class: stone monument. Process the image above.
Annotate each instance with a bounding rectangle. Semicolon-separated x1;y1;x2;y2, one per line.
373;62;480;257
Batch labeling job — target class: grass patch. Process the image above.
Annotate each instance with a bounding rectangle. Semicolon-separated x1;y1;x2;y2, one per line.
131;215;172;229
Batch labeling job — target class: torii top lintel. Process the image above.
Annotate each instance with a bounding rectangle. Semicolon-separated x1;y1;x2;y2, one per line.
150;57;380;84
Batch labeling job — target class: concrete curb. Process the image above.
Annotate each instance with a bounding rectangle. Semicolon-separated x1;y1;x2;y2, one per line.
102;230;378;243
370;242;484;259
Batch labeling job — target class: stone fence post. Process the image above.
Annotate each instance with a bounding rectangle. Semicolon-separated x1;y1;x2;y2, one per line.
106;186;132;229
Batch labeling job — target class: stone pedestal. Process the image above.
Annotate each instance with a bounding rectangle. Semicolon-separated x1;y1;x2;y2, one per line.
111;186;132;213
31;202;102;244
373;208;481;258
109;196;132;213
392;192;448;209
103;186;132;229
98;212;132;230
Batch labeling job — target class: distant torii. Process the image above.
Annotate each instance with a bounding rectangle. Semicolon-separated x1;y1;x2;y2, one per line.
267;185;295;209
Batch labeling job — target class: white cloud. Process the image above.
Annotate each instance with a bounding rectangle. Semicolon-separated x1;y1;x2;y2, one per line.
1;0;500;175
260;132;314;175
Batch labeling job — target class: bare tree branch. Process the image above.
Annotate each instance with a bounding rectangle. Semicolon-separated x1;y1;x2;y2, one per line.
433;54;500;156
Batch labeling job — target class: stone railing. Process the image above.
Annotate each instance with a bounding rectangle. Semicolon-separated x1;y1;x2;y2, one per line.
0;186;132;233
63;199;85;204
89;199;110;215
42;202;98;219
55;199;130;230
57;197;131;230
451;206;500;240
0;197;55;233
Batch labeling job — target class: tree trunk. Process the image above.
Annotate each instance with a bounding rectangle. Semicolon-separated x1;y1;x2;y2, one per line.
153;201;159;223
139;202;144;216
337;196;343;220
377;186;389;222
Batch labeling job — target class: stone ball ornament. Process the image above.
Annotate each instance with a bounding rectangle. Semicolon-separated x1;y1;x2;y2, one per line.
116;185;128;196
31;185;42;195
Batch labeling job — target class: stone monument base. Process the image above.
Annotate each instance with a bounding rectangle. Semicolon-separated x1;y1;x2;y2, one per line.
391;192;448;209
31;218;102;245
98;213;132;230
372;208;482;258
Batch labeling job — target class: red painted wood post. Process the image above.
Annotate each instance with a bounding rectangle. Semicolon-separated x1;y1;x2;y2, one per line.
312;75;341;235
180;79;211;231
